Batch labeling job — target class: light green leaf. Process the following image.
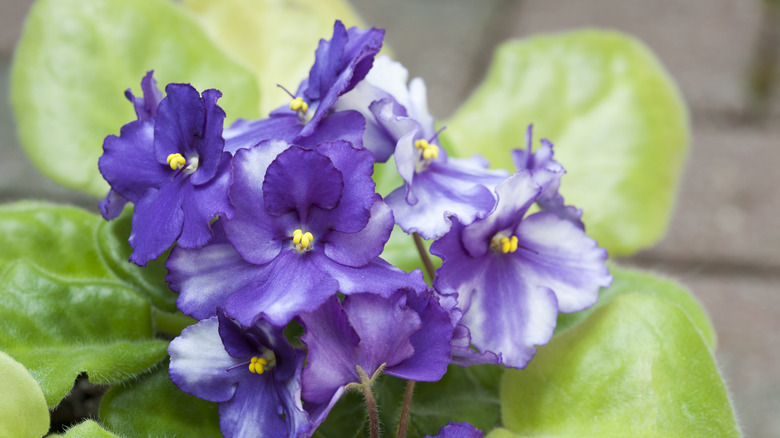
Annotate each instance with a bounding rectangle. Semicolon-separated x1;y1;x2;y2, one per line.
52;420;122;438
182;0;365;115
0;263;168;408
0;201;179;312
443;30;689;256
501;295;740;437
0;350;50;438
100;364;221;437
484;428;520;438
556;264;717;349
11;0;260;197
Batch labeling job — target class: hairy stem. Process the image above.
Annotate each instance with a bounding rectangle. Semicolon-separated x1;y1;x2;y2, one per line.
355;365;381;438
396;380;416;438
413;233;436;280
151;307;196;337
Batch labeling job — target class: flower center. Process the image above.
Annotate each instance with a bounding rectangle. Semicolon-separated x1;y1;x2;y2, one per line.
166;153;199;175
414;139;439;172
490;232;519;254
292;229;314;252
289;97;314;124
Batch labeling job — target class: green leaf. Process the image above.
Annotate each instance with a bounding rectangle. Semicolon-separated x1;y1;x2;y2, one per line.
556;264;717;349
0;202;179;312
182;0;365;115
52;420;122;438
0;350;50;438
500;294;740;437
11;0;260;197
0;263;168;408
443;30;689;256
315;365;503;438
100;364;221;437
0;201;118;282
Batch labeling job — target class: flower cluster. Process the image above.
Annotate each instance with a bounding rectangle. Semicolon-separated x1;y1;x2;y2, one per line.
98;21;611;437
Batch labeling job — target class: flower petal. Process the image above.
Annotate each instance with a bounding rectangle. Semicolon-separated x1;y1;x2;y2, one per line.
168;317;242;403
324;195;393;267
98;120;166;202
128;179;185;266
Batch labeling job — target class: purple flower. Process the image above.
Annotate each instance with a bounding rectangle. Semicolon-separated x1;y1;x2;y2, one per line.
168;309;337;437
223;21;384;153
338;56;508;239
298;289;453;404
430;172;611;368
99;71;163;220
98;78;233;266
425;422;483;438
166;140;426;326
512;125;582;225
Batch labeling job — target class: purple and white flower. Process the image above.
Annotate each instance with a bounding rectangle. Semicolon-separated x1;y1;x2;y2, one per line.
431;172;611;368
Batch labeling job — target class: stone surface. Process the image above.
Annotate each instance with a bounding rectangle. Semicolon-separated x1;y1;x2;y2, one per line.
509;0;763;116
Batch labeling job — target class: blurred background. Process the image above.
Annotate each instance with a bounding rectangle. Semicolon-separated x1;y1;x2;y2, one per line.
1;0;778;436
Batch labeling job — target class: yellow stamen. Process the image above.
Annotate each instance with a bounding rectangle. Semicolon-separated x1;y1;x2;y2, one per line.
415;139;440;161
292;229;314;252
166;153;187;170
248;356;269;374
491;233;520;254
290;97;309;114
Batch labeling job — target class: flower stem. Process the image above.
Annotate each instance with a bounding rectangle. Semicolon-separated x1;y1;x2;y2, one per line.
355;365;381;438
412;233;436;281
151;307;196;337
396;380;416;438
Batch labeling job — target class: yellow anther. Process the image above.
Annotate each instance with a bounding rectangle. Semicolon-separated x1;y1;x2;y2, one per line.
415;139;440;161
166;153;187;170
248;356;269;374
290;97;309;114
492;233;519;254
422;144;439;160
292;229;314;251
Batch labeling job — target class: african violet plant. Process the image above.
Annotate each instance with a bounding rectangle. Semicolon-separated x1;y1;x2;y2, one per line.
1;0;741;437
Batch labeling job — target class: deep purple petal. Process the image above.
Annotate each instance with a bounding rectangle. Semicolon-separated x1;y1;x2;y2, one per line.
313;256;427;297
167;221;267;320
306;140;376;234
224;141;292;265
299;296;362;404
99;189;128;220
128;180;185;266
154;84;205;161
125;70;162;121
223;114;301;155
168;317;242;403
218;369;288;438
344;291;420;373
299;22;384;137
262;146;343;218
295;110;366;152
425;421;483;438
323;195;393;267
189;88;226;185
217;309;254;359
384;289;453;381
177;152;234;249
224;250;339;327
98;120;167;202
